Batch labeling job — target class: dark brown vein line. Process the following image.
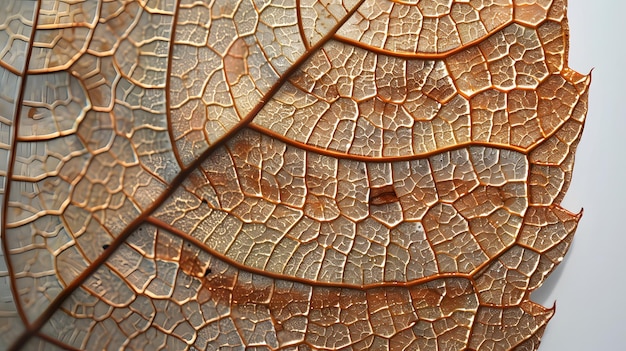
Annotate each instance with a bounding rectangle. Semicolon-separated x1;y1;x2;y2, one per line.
295;0;309;50
165;3;184;168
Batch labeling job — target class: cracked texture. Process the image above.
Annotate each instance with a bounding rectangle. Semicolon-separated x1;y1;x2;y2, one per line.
0;0;587;350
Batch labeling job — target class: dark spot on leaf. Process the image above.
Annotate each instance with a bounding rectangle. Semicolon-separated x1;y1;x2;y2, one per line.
369;184;399;205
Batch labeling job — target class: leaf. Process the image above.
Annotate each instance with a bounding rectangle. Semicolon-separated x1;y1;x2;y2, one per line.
0;0;588;350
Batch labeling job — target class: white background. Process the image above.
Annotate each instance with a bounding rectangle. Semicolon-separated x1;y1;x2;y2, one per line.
531;1;626;349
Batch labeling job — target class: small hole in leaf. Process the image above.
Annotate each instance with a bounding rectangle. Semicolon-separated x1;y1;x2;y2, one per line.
102;244;110;250
204;268;212;277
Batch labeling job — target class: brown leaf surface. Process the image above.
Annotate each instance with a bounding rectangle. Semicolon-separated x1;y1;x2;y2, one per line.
0;0;588;350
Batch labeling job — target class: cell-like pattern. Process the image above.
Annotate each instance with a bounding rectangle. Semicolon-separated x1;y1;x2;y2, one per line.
0;0;588;350
40;227;559;350
253;20;589;157
154;129;531;285
3;0;181;328
27;0;99;72
337;0;513;54
0;2;38;348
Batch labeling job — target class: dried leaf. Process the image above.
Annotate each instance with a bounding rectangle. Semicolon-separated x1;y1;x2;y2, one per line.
0;0;588;350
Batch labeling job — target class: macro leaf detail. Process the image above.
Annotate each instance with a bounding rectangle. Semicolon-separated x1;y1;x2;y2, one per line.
0;0;588;350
